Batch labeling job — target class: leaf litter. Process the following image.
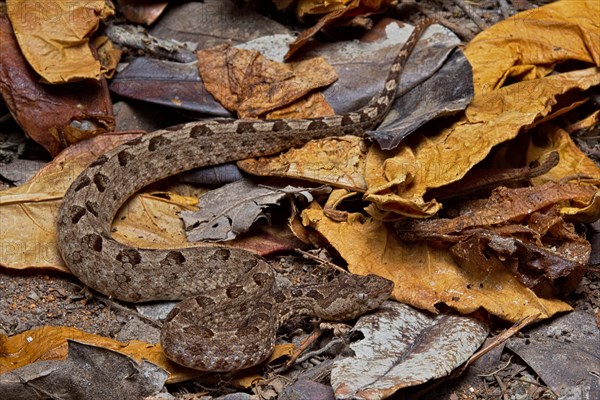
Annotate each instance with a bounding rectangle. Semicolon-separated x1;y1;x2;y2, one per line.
0;0;599;399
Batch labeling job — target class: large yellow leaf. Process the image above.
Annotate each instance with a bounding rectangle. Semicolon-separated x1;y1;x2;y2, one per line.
302;205;572;323
6;0;115;83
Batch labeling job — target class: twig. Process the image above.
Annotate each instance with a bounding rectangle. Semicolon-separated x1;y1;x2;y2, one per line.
282;328;324;369
295;248;347;273
497;0;512;19
94;291;163;329
452;0;488;31
105;24;197;63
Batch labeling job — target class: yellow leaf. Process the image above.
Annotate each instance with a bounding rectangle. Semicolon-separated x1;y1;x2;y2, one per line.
6;0;115;83
302;205;572;322
238;135;368;191
0;326;200;383
463;0;600;93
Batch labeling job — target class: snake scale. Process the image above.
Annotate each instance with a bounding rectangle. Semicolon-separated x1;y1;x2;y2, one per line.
57;20;434;371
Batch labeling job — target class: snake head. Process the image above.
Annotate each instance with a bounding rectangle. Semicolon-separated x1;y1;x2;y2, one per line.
314;273;393;321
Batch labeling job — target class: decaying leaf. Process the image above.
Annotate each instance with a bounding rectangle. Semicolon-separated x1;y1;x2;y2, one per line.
0;17;115;155
0;341;168;400
6;0;115;83
302;204;572;322
180;179;317;242
331;301;489;399
197;44;337;118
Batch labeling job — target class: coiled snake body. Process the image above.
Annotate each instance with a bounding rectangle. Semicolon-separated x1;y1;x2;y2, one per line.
57;20;433;371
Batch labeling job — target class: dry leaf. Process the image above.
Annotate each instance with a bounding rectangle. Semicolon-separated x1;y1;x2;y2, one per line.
0;133;141;272
284;0;397;59
180;179;315;242
331;301;489;398
463;0;600;93
238;135;368;191
364;67;600;219
0;340;168;400
302;204;572;323
362;0;600;218
197;44;337;118
6;0;115;83
0;326;199;383
0;17;115;155
527;123;600;188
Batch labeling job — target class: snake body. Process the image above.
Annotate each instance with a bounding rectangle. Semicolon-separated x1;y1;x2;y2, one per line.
57;20;433;371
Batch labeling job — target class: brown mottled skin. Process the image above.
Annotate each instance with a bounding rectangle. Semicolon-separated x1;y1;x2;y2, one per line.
57;20;434;371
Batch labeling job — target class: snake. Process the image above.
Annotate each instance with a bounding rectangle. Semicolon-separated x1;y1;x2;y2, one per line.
56;20;434;371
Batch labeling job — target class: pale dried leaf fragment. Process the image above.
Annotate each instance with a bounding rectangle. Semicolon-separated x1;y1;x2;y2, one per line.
331;301;489;399
180;179;316;242
6;0;115;83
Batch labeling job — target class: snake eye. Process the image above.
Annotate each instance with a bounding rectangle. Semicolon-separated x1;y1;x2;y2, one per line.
356;292;368;302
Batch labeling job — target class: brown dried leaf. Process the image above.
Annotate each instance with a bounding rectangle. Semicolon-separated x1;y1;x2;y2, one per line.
6;0;115;83
0;17;114;155
284;0;396;59
396;182;597;297
92;36;122;79
197;44;337;118
302;204;572;322
119;0;169;25
238;135;368;191
527;124;600;189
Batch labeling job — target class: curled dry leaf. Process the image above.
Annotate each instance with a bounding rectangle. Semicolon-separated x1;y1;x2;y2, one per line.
6;0;115;83
463;0;600;93
331;301;489;399
0;17;115;155
362;0;600;218
396;182;597;297
284;0;397;59
302;204;572;323
197;44;337;118
364;67;600;219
